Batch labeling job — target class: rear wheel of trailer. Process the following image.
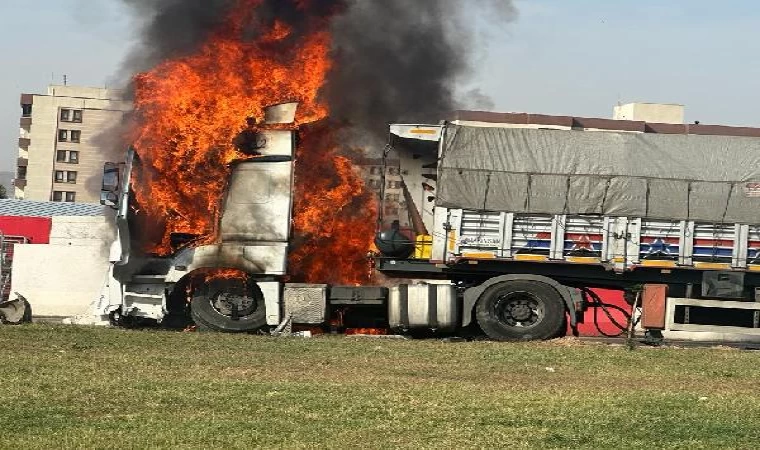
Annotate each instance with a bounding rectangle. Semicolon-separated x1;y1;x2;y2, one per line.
475;280;566;341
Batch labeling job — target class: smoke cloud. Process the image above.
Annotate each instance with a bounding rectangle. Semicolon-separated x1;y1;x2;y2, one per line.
111;0;517;271
118;0;517;138
328;0;515;141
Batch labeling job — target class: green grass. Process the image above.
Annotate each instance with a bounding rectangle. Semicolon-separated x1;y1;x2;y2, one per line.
1;325;759;449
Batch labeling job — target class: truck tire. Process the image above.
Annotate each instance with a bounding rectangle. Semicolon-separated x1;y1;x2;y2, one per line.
190;276;267;333
0;297;32;325
21;298;32;323
475;280;566;341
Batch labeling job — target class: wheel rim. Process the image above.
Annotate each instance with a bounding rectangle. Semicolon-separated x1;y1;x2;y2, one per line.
210;292;257;318
494;291;545;328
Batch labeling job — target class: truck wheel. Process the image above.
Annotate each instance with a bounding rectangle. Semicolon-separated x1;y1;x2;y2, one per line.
21;298;32;323
0;297;32;325
190;276;267;333
476;280;566;341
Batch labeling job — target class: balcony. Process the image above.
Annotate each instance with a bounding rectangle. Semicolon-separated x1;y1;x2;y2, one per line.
17;157;28;167
18;138;30;148
20;94;33;118
20;117;31;127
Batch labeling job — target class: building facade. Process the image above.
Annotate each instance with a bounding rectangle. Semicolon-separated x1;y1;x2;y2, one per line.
612;102;684;124
14;85;131;202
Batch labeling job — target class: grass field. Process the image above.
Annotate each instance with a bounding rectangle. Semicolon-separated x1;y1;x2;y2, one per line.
1;325;759;449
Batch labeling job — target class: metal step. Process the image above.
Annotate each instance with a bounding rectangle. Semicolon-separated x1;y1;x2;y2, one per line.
124;292;164;301
131;274;167;283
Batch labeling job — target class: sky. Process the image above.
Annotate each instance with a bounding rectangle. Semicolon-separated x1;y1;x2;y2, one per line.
2;0;760;174
0;0;132;173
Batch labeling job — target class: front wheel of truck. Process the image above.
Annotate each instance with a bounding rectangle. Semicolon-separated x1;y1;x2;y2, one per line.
190;273;267;333
475;280;566;341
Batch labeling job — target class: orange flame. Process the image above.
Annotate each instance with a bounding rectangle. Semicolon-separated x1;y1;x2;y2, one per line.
288;122;378;285
203;268;249;284
129;0;332;255
345;328;388;336
128;0;377;285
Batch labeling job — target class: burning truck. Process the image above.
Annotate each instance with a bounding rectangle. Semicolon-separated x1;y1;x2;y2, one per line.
94;101;760;342
79;0;760;342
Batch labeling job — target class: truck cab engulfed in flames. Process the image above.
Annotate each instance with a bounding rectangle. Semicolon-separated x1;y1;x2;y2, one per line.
95;103;300;330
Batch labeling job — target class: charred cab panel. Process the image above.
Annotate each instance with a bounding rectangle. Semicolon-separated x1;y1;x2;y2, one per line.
220;160;293;242
176;104;297;277
172;244;289;276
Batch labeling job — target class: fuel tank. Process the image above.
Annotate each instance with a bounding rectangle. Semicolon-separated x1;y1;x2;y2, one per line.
388;283;460;332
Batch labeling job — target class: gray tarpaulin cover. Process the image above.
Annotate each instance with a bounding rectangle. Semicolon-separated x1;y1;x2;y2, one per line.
438;124;760;223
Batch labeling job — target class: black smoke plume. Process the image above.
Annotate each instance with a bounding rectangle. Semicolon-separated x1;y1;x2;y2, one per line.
118;0;517;138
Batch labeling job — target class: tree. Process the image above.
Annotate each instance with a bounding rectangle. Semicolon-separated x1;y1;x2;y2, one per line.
0;184;7;199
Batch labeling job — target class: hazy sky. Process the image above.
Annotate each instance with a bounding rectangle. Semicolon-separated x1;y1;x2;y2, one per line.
2;0;760;173
0;0;132;173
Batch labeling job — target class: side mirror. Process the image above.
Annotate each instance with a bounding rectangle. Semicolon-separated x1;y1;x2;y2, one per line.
102;164;120;191
100;191;119;207
101;163;121;208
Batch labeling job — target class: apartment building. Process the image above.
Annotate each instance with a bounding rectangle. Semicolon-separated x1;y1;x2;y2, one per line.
14;85;131;202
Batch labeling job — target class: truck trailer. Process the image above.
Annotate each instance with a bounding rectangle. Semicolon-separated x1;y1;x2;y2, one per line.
91;104;760;342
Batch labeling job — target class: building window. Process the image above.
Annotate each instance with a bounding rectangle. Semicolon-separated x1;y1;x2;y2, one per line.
386;193;401;203
367;179;382;190
70;130;81;143
21;104;32;117
387;181;402;190
67;171;77;183
60;109;82;122
388;167;400;176
384;206;400;216
57;150;79;163
58;129;68;142
55;170;65;182
17;166;27;180
369;166;382;175
53;191;76;202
